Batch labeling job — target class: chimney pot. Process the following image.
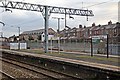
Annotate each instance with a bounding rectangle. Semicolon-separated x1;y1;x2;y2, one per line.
84;26;86;28
98;24;101;27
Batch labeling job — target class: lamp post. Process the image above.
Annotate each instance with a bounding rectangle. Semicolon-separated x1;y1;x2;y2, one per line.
18;27;20;50
64;14;74;51
0;21;5;37
0;4;12;37
52;17;64;53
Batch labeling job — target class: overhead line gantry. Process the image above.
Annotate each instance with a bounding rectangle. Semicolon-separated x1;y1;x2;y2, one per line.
0;0;94;53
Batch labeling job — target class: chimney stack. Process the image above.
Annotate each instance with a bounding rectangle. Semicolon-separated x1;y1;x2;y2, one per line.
79;25;82;28
116;22;120;27
84;25;86;28
108;20;112;25
92;23;95;27
98;24;101;27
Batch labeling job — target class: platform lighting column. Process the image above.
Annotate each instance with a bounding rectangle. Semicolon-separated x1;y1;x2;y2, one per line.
0;21;5;37
52;17;64;53
65;10;67;29
58;18;64;54
18;27;20;50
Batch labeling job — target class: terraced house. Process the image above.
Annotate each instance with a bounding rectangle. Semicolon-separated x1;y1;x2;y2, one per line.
20;28;57;42
59;21;120;43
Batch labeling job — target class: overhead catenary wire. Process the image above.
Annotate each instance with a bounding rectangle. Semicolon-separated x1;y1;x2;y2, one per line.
2;0;117;28
80;0;114;21
84;0;114;8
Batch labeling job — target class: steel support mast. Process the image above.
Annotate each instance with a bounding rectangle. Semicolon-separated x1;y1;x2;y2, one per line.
0;1;94;53
44;6;49;53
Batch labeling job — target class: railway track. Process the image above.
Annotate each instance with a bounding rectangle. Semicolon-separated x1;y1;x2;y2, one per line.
0;56;81;80
0;70;16;80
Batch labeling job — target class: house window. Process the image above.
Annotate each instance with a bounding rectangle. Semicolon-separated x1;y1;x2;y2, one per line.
97;31;98;34
90;31;92;34
74;33;75;36
68;34;70;36
95;31;96;35
114;29;117;33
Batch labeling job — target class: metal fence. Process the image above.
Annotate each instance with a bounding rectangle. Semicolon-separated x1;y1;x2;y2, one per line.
26;40;119;55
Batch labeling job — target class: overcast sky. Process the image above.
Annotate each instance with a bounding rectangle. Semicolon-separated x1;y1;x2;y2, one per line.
0;0;119;37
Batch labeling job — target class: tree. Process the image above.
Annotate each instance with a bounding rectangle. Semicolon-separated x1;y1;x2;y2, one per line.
28;36;34;41
21;37;25;41
37;35;42;41
14;36;17;41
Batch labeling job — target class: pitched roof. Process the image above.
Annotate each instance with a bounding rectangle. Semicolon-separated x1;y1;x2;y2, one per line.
102;24;116;29
21;28;56;35
22;29;44;34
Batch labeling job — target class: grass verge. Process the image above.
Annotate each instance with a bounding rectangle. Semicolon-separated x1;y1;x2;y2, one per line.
19;49;119;63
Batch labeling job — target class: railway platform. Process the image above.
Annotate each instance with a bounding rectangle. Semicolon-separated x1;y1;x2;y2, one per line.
0;49;120;79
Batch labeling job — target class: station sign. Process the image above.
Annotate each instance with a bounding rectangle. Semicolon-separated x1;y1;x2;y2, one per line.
91;35;107;43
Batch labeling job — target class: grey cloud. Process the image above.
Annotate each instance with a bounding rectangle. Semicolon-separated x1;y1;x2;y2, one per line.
0;0;119;37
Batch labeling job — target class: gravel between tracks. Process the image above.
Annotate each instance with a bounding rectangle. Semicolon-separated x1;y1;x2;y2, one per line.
2;60;52;79
1;57;77;80
8;59;69;79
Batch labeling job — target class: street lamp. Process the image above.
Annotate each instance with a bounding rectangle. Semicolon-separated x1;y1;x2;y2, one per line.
5;9;12;13
0;6;12;37
18;27;20;50
52;17;64;32
52;17;64;53
0;21;5;26
64;14;74;51
0;21;5;37
69;15;74;19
